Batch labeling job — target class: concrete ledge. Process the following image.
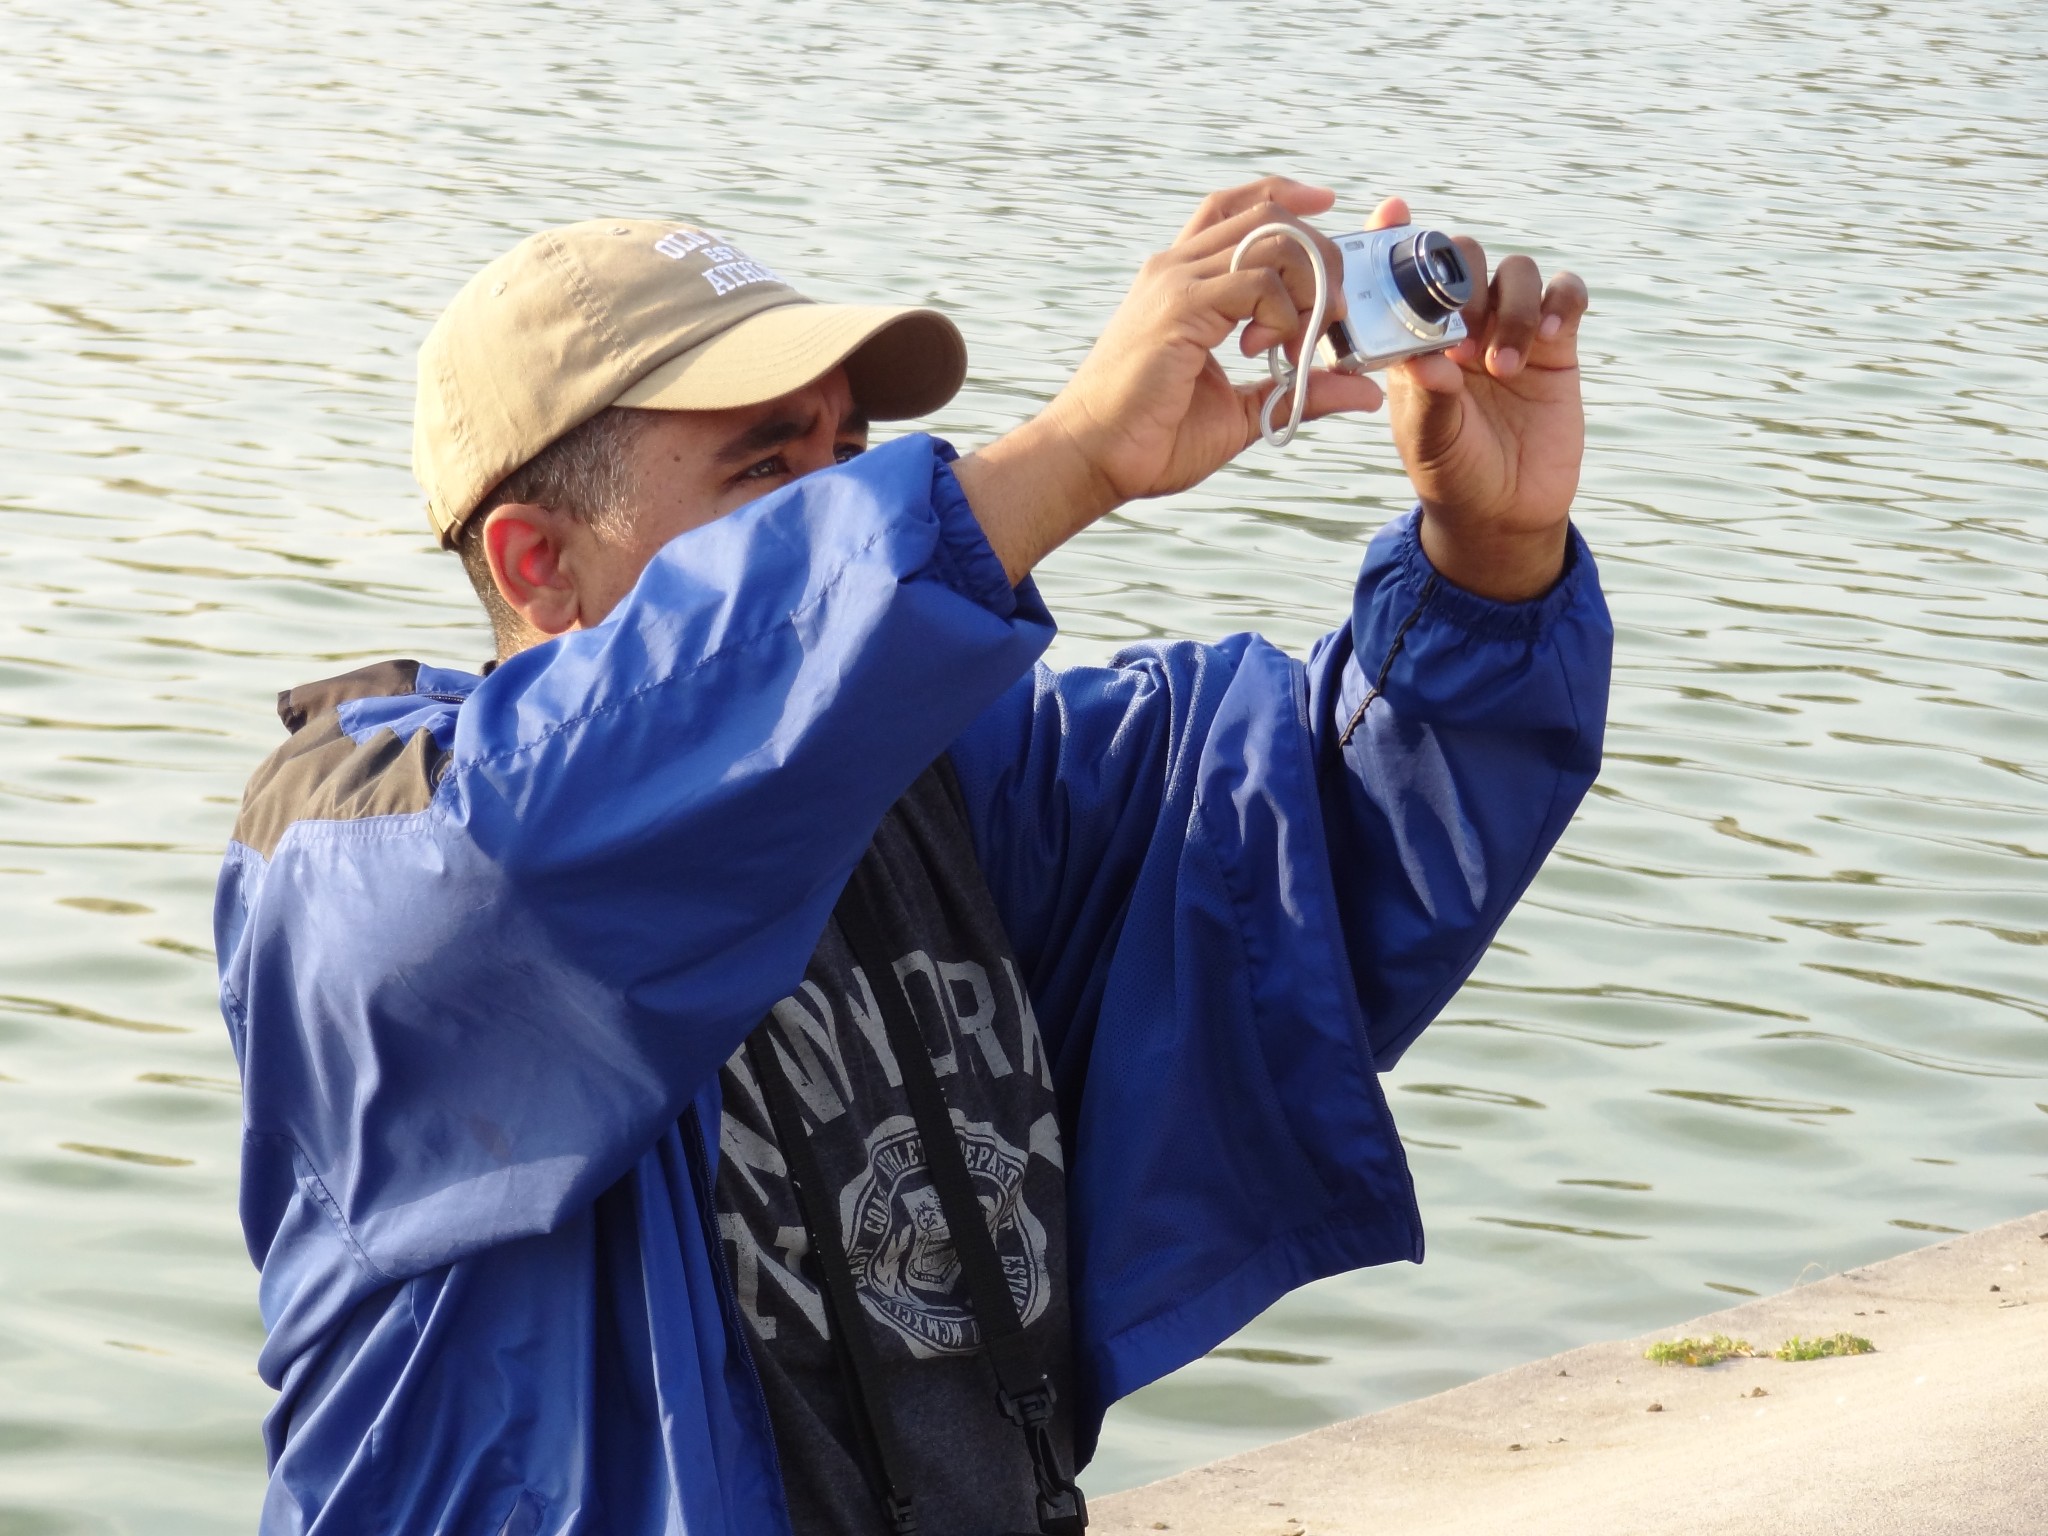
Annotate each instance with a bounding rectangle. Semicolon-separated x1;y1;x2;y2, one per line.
1093;1210;2048;1536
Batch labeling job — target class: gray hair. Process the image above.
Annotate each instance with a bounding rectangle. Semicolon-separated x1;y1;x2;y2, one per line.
456;406;652;655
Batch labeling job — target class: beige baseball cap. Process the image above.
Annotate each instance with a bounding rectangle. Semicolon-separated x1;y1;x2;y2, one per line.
413;218;968;546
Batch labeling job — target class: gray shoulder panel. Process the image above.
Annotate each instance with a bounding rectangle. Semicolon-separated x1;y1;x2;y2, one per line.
235;661;447;860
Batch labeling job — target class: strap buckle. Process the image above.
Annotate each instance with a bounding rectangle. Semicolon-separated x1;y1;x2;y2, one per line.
1034;1482;1088;1536
998;1379;1057;1429
999;1480;1088;1536
999;1379;1088;1535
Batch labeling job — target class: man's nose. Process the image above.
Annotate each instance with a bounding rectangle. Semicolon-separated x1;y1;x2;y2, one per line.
787;425;842;478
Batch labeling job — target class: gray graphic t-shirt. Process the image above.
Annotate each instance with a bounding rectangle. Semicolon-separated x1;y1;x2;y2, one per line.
714;763;1074;1536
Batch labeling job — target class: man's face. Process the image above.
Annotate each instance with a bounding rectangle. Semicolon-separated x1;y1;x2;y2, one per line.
536;365;870;631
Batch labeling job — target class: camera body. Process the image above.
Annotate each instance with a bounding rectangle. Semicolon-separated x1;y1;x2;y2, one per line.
1319;225;1473;374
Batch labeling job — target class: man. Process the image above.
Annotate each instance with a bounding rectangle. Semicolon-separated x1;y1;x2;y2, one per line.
217;177;1609;1535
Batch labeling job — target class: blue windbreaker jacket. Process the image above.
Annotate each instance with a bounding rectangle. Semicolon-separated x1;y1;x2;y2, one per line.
214;434;1611;1535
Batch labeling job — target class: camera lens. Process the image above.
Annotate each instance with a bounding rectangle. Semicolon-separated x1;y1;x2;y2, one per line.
1389;230;1472;325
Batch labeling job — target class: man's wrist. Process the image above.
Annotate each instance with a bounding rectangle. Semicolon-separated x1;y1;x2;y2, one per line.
1416;507;1571;604
952;409;1123;586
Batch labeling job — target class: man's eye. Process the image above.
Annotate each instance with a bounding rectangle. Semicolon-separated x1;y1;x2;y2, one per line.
739;455;787;481
835;443;865;465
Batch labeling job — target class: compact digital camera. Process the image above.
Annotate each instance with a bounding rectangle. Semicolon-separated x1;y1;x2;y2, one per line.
1319;225;1473;373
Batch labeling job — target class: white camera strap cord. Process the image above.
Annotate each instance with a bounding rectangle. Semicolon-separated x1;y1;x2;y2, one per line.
1228;221;1330;449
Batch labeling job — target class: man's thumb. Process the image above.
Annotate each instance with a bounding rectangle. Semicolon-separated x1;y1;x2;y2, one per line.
1390;354;1468;463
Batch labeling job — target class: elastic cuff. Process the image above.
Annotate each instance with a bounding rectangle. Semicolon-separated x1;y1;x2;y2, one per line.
924;436;1019;620
1393;505;1590;641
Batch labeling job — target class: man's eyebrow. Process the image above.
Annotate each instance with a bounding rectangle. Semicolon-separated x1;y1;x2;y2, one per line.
712;403;870;468
714;410;820;467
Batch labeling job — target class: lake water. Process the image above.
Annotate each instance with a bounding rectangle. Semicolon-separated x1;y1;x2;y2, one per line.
3;0;2044;1528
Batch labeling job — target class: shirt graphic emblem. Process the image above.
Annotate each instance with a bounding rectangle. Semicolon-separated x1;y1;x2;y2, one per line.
840;1114;1048;1358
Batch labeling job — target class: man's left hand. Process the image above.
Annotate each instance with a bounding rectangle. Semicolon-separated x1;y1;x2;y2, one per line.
1370;198;1591;603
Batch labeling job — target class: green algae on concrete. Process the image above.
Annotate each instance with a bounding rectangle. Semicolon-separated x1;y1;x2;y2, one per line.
1644;1334;1756;1366
1772;1332;1876;1361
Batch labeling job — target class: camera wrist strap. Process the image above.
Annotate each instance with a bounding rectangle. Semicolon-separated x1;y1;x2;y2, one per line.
835;862;1088;1536
1227;221;1330;449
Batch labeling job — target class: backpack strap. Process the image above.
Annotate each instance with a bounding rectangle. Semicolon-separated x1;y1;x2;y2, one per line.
834;861;1088;1536
744;1030;921;1536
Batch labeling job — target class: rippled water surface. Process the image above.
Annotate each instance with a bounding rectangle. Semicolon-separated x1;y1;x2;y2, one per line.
4;0;2045;1528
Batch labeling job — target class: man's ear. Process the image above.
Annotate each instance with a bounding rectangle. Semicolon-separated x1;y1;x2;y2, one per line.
482;503;585;638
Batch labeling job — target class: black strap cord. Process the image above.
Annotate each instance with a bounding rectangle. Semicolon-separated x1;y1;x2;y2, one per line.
1339;573;1440;747
744;1031;921;1536
834;863;1088;1536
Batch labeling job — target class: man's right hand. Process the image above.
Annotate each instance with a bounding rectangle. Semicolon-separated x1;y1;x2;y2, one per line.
955;176;1383;584
1045;176;1385;504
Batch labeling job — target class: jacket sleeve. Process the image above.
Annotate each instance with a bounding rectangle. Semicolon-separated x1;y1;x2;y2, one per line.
1305;512;1612;1065
215;435;1054;1280
945;507;1610;1435
951;507;1609;1070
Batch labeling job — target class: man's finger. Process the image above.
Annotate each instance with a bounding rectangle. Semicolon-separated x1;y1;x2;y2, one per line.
1531;270;1591;365
1300;367;1384;419
1178;199;1343;284
1175;206;1351;361
1362;196;1410;232
1176;177;1335;242
1241;317;1320;360
1222;222;1348;325
1483;254;1544;379
1193;267;1304;351
1236;369;1384;451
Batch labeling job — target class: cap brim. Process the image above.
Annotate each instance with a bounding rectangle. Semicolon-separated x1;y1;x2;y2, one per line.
615;303;966;420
